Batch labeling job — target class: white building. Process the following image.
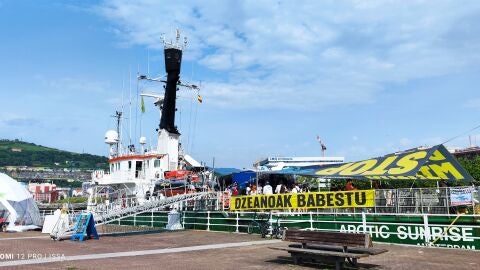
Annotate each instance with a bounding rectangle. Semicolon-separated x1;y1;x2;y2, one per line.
255;156;344;171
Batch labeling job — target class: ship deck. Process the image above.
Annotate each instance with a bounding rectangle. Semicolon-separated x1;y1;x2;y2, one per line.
0;230;478;269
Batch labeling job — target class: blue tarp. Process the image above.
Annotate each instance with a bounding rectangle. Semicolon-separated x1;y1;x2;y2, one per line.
232;170;256;188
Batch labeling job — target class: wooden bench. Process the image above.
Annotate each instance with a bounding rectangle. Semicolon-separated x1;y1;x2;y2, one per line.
269;229;388;270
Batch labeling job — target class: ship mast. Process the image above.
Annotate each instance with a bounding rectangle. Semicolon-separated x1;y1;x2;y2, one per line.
137;29;198;171
114;111;122;155
160;29;185;134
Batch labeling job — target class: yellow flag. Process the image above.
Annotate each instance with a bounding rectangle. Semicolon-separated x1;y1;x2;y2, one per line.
197;95;203;103
141;96;146;113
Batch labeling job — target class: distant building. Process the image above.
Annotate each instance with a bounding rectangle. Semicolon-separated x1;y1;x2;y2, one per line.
56;187;71;200
10;148;22;152
72;188;84;197
448;146;480;159
254;156;344;171
28;183;58;203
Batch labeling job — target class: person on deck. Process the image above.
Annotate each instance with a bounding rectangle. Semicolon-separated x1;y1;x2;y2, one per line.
231;186;239;196
251;184;257;195
345;180;356;191
263;182;273;195
246;183;252;195
275;183;282;194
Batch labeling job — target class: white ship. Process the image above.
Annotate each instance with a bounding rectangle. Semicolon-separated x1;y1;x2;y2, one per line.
89;30;210;207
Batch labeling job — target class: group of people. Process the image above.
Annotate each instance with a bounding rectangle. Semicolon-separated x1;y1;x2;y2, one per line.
223;181;312;197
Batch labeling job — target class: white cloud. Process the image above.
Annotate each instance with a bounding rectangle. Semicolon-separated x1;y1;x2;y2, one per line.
464;98;480;109
36;76;109;94
420;136;445;147
0;113;37;128
95;0;480;111
399;137;412;147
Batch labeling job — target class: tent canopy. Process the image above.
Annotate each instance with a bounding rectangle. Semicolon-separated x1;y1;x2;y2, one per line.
274;145;473;181
0;173;31;201
0;173;42;227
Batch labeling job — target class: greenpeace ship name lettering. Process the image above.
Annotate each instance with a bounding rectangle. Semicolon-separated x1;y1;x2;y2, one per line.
340;224;476;249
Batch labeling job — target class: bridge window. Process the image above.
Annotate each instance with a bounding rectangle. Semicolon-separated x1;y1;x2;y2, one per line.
154;159;161;168
128;161;132;170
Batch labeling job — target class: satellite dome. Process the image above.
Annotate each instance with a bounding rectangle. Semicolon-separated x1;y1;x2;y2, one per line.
139;136;147;145
105;130;119;145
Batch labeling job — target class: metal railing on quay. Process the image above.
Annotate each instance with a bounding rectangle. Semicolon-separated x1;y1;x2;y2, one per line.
219;186;479;215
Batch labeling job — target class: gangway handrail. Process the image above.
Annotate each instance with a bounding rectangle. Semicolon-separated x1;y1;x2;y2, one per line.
95;192;212;225
56;192;214;237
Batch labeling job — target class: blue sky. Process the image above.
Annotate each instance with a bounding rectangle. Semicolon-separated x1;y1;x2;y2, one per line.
1;0;480;168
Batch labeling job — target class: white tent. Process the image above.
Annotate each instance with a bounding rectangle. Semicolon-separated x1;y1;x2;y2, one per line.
0;173;42;231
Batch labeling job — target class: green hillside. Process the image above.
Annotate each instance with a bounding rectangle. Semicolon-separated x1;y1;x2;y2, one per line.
0;139;107;169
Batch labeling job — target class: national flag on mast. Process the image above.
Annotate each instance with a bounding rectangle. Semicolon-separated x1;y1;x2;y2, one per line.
197;94;203;103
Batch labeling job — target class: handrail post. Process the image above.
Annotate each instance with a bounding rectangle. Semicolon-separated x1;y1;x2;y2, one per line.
207;211;210;231
419;190;424;214
151;209;154;228
310;212;314;230
235;212;239;233
395;189;399;214
423;214;430;245
362;211;367;233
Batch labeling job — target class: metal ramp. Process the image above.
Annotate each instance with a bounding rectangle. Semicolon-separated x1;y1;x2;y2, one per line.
50;192;215;240
93;192;212;226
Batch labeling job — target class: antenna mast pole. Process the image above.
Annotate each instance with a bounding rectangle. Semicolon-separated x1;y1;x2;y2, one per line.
115;111;122;155
317;135;327;157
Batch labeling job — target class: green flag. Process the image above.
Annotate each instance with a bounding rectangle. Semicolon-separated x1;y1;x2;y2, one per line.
141;96;145;113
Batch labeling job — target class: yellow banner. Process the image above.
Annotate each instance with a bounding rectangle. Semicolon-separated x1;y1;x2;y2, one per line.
229;190;375;211
275;145;474;181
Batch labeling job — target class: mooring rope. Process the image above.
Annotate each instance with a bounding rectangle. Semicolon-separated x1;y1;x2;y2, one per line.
429;213;465;246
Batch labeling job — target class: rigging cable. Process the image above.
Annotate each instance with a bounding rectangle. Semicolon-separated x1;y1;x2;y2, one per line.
134;68;140;145
190;90;199;154
441;123;480;145
137;74;142;141
187;96;193;153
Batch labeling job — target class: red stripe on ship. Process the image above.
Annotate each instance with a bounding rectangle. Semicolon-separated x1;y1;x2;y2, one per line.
108;154;165;163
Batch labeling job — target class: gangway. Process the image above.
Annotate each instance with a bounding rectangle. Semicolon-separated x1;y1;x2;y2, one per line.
51;192;216;240
94;192;213;226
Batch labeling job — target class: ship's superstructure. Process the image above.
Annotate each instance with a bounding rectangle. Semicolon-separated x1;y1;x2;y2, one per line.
89;30;206;206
